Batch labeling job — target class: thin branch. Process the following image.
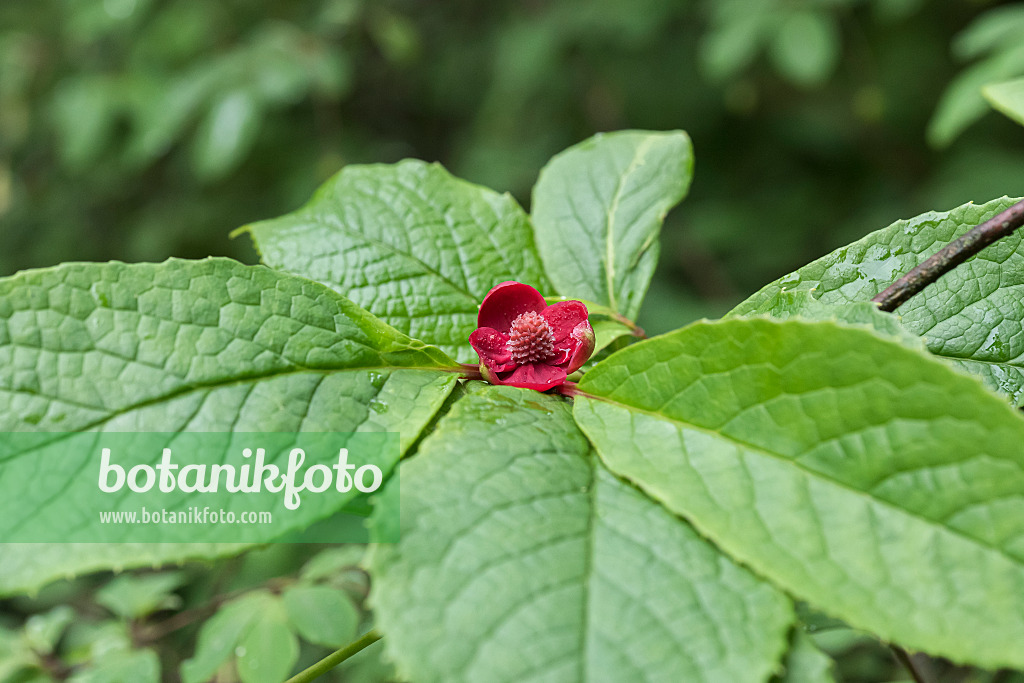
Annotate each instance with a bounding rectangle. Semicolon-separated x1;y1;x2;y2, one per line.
872;198;1024;312
135;604;216;643
136;575;291;644
284;630;382;683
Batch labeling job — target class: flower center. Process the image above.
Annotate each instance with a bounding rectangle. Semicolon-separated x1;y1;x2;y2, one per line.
507;311;555;363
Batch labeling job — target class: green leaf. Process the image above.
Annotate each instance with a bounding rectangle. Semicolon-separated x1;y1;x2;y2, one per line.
245;25;352;101
775;631;836;683
181;591;269;683
23;606;74;655
952;5;1024;61
739;291;929;359
0;258;458;595
236;597;299;683
368;10;421;66
366;472;401;545
123;63;225;167
793;603;849;635
62;621;132;666
13;672;57;683
68;649;160;683
984;77;1024;127
242;159;551;363
769;12;840;88
190;88;263;182
95;572;186;619
49;76;119;172
574;317;1024;669
0;625;33;682
369;384;793;683
531;130;694;320
928;44;1024;147
282;584;359;648
299;547;366;582
731;196;1024;406
699;8;770;81
590;318;634;356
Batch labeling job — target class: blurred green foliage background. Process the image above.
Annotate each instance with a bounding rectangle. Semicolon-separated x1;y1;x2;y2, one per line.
2;0;1024;337
3;2;1024;680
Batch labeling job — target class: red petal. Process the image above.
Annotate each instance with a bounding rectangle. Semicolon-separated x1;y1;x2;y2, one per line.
469;327;516;373
565;322;595;373
495;363;567;391
540;300;589;341
548;346;572;365
477;281;546;332
549;320;595;372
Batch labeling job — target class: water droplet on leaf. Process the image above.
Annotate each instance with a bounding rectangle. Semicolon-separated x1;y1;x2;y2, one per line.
779;272;801;288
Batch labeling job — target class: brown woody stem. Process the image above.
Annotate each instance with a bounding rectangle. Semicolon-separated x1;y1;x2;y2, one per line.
872;198;1024;312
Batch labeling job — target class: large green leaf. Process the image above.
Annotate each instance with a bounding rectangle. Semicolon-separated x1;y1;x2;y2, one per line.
369;383;793;683
241;159;551;363
574;317;1024;669
738;290;923;346
731;196;1024;406
531;130;693;320
0;257;458;595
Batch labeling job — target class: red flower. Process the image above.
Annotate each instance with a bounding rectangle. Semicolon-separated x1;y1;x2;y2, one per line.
469;281;595;391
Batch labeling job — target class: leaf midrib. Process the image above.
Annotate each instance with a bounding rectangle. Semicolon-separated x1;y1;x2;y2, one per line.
934;351;1024;368
289;213;481;307
577;452;598;682
286;168;546;307
576;392;1024;572
1;363;459;464
401;170;535;296
602;137;656;313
